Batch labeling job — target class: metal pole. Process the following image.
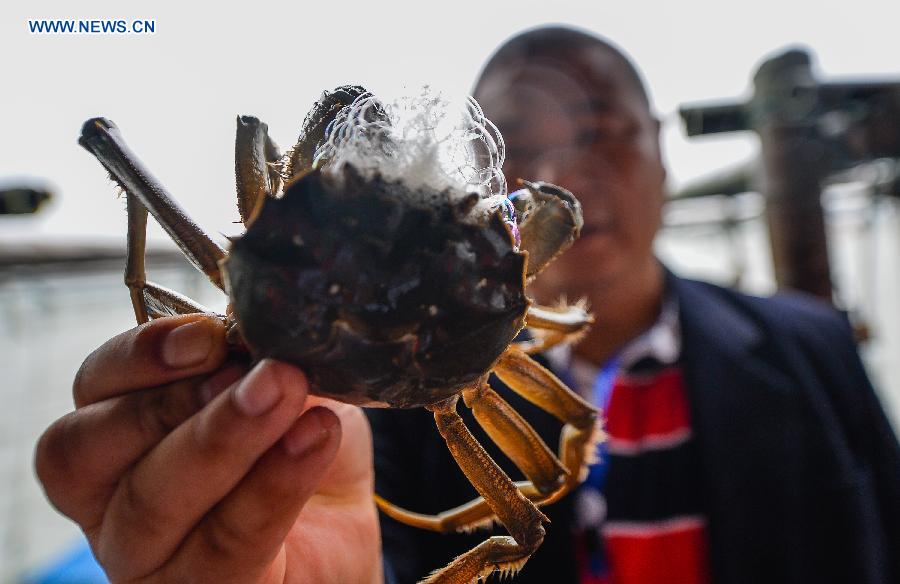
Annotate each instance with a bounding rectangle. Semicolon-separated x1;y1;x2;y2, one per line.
753;50;833;300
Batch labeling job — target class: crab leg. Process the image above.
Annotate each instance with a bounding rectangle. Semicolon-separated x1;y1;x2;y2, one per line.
526;302;592;333
376;381;569;533
124;191;213;323
143;283;213;319
235;116;281;225
374;382;566;534
516;302;593;354
373;383;567;534
375;350;600;535
493;348;601;496
375;492;507;534
125;191;150;323
424;536;539;584
461;383;567;494
79;118;227;290
420;396;547;584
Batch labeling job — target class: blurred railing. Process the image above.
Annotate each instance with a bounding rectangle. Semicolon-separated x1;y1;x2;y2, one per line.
0;249;223;581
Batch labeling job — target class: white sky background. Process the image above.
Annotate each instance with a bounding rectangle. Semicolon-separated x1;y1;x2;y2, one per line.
1;0;899;244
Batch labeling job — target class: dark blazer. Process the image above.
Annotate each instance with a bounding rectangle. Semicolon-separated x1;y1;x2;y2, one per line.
368;274;900;584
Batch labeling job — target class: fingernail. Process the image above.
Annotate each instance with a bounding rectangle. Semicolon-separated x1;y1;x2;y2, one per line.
283;408;337;457
233;360;282;416
162;320;213;368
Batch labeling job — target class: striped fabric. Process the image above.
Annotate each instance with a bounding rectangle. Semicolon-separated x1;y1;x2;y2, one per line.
594;365;710;584
552;297;711;584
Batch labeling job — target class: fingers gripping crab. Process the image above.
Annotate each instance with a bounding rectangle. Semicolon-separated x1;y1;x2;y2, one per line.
79;85;600;584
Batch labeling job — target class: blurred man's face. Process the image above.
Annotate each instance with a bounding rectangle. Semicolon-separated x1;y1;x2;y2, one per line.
476;45;666;302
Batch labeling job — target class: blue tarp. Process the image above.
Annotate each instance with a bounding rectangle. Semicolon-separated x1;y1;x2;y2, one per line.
21;538;107;584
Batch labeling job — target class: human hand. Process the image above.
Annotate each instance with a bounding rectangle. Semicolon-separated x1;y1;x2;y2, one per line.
35;314;381;583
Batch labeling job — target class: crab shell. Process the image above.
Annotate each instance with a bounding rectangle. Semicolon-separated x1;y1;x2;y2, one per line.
223;166;529;408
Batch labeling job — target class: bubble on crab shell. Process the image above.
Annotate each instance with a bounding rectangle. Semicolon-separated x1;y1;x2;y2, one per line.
314;87;508;201
501;197;521;248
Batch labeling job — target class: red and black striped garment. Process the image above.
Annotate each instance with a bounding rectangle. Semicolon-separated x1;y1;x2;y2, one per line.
553;298;711;584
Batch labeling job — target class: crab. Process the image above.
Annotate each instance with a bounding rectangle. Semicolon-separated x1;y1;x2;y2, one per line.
78;85;600;584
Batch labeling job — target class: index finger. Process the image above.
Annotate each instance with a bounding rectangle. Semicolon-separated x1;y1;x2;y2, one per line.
74;314;229;407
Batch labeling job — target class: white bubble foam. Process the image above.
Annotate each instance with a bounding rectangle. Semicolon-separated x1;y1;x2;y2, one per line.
313;86;507;202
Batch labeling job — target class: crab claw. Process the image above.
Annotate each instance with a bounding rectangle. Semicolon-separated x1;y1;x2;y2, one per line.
510;179;584;278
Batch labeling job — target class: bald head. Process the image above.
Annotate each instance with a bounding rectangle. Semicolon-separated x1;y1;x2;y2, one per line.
474;26;650;110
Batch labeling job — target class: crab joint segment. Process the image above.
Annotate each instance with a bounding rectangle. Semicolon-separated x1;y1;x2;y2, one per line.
142;283;213;319
123;192;212;323
525;302;592;333
462;383;567;495
421;536;532;584
493;348;602;490
419;395;547;584
125;191;150;323
516;301;593;354
235;116;281;226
